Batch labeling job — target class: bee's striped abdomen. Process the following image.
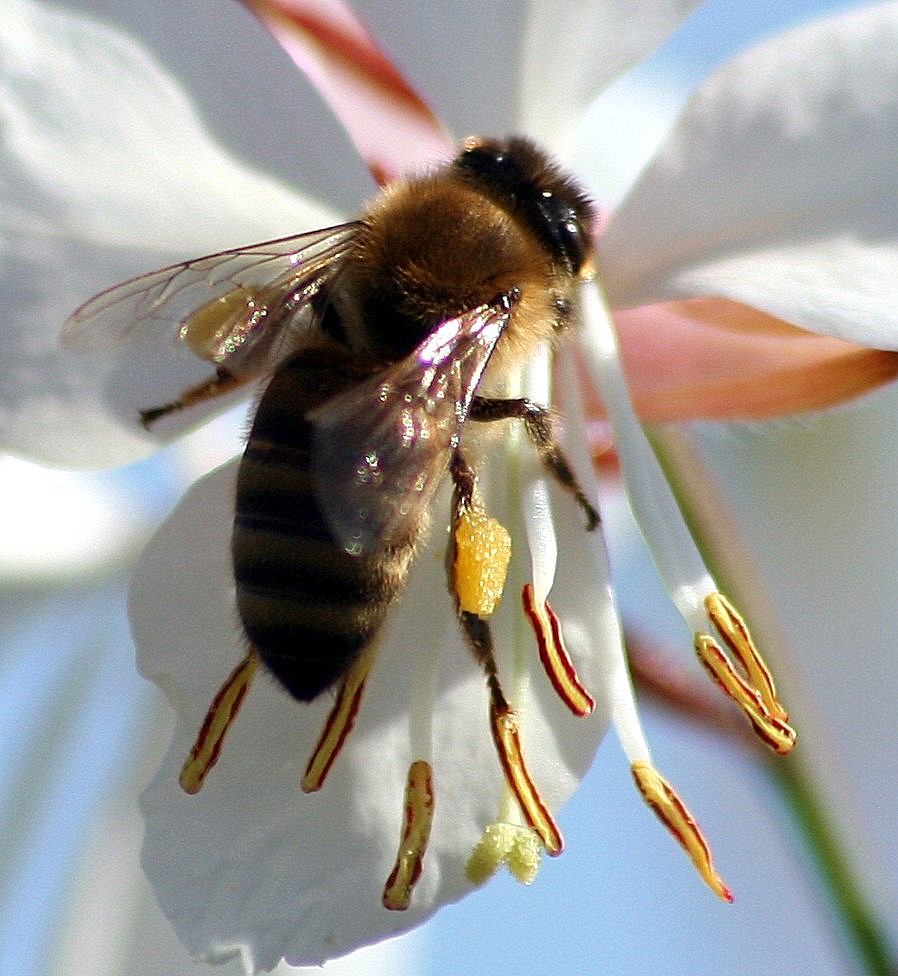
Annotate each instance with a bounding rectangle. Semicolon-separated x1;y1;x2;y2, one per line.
232;350;416;702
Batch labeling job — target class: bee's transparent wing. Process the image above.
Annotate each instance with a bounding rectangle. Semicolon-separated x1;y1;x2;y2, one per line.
63;223;362;377
310;296;514;557
58;223;361;439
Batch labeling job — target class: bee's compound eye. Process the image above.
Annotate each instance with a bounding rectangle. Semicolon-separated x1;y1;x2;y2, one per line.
536;196;589;275
454;140;591;275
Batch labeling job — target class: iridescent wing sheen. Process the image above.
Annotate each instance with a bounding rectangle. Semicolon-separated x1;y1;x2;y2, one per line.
310;295;515;557
62;223;362;378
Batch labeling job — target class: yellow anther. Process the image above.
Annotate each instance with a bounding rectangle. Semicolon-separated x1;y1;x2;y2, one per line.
454;508;512;616
697;592;797;755
631;760;733;903
302;650;374;792
705;593;787;721
489;702;564;856
383;760;435;911
466;822;543;886
522;583;596;717
180;651;259;794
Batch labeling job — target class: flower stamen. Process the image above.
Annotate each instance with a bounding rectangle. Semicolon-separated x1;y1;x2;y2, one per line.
577;284;797;745
522;582;595;717
490;696;564;855
301;649;374;792
382;760;435;910
180;650;260;794
696;592;796;755
631;760;733;903
450;458;563;860
456;601;564;859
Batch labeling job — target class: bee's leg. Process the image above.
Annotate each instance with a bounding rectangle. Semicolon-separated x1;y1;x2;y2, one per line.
139;367;248;428
445;449;477;599
447;449;564;853
449;449;478;519
445;459;507;697
469;396;599;531
456;599;565;855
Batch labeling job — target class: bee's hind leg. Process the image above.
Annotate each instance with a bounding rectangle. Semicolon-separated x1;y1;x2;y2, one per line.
139;367;248;428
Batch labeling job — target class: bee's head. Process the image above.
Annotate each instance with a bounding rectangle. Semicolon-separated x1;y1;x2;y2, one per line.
453;136;594;276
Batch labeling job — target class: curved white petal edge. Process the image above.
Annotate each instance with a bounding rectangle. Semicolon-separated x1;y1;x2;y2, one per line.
518;0;704;153
0;0;335;467
598;1;898;350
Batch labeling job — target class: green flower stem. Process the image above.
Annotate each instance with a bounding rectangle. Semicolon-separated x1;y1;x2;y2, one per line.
766;753;896;976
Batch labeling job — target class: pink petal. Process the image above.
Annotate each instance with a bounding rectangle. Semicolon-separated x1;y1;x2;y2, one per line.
586;298;898;422
244;0;454;184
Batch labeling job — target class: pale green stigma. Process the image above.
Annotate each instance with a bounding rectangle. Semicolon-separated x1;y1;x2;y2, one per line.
466;821;543;886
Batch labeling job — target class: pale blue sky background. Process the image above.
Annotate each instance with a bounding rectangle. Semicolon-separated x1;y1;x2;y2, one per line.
1;2;890;975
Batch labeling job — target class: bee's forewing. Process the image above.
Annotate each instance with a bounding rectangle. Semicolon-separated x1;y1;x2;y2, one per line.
309;298;513;557
62;223;361;375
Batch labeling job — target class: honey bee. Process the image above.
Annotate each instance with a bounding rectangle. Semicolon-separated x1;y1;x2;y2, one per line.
65;135;599;774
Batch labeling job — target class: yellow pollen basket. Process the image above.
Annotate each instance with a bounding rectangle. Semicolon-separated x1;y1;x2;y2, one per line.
453;509;512;616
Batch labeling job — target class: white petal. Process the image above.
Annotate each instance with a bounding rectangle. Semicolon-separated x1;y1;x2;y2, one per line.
1;0;332;251
351;0;539;142
519;345;557;602
135;452;608;969
599;1;898;348
652;388;898;924
553;345;650;765
518;0;704;151
345;0;703;152
0;0;334;467
0;457;144;579
577;281;713;631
